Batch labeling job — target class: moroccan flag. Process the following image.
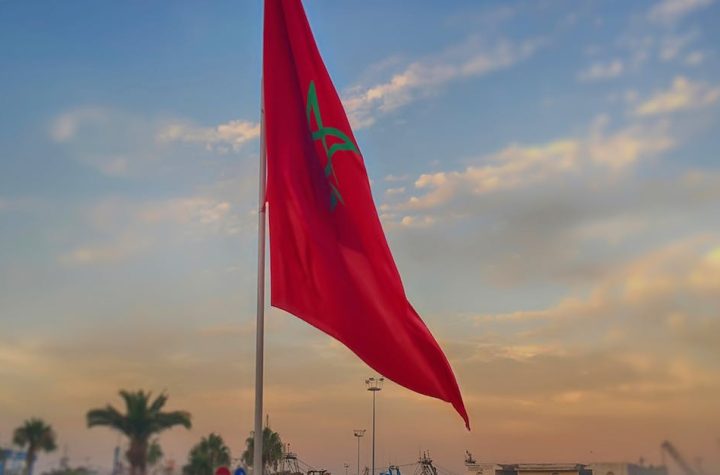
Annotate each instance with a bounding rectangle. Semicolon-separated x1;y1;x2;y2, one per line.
263;0;469;428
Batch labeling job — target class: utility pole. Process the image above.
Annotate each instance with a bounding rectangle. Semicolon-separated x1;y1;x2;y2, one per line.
365;377;384;475
353;430;366;475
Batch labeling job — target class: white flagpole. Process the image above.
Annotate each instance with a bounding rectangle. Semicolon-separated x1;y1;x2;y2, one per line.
253;79;267;475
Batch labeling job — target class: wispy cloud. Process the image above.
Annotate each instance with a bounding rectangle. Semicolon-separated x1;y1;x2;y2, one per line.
136;197;232;227
480;237;720;352
634;76;720;116
685;50;706;65
404;140;580;211
50;107;108;143
372;109;720;291
384;187;406;196
50;108;260;177
156;119;260;153
659;31;698;61
577;60;624;81
440;236;720;437
459;236;720;415
394;116;672;214
60;195;243;265
343;37;544;128
50;108;133;176
384;174;410;183
50;108;162;177
59;234;150;264
398;215;436;228
648;0;715;24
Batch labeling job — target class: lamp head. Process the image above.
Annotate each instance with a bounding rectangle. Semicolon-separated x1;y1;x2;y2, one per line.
365;376;384;391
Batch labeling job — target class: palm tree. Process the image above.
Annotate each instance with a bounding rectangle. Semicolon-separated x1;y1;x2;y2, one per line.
241;428;283;473
86;390;191;475
182;433;231;475
12;418;57;475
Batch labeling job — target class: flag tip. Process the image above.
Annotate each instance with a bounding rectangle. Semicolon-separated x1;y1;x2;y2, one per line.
454;402;470;430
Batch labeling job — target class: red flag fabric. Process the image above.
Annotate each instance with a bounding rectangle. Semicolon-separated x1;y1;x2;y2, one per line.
263;0;469;428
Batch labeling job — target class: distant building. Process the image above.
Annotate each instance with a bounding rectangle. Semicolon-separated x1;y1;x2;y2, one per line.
500;464;591;475
476;464;592;475
465;461;667;475
464;463;501;475
588;463;667;475
1;450;29;475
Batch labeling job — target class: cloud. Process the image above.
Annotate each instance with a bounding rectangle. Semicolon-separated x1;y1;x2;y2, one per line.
685;50;705;65
49;108;161;177
60;195;245;264
479;237;720;353
384;187;406;196
659;31;698;61
59;234;150;264
648;0;714;24
454;237;720;423
388;169;720;292
586;116;674;169
577;60;624;81
616;17;701;73
404;140;579;210
157;119;260;153
137;197;232;227
396;117;672;213
50;108;260;177
50;108;108;143
399;215;436;228
376;108;719;291
634;76;720;116
343;37;544;128
384;174;409;182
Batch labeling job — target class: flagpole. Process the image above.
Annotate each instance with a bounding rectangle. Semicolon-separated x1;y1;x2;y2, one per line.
253;79;267;475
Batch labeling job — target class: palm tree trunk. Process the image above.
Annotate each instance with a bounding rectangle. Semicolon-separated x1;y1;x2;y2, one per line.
24;448;35;475
128;440;148;475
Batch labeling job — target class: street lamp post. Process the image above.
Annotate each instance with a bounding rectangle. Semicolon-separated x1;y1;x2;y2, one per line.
353;429;366;475
365;377;384;475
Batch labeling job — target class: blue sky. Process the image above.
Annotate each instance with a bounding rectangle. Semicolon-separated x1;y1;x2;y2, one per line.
1;1;720;474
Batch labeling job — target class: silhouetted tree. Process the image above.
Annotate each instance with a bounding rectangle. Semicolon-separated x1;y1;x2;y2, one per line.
13;418;57;475
241;428;283;473
87;390;191;475
182;434;231;475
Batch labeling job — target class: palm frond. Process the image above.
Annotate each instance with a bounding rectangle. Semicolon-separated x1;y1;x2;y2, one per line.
151;411;192;432
12;419;57;455
149;393;168;414
86;405;130;434
88;388;191;474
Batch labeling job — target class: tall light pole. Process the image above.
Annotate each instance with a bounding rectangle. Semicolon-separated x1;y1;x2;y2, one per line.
365;377;384;475
353;429;366;475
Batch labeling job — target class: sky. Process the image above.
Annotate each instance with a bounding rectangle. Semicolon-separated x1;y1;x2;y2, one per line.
1;0;719;474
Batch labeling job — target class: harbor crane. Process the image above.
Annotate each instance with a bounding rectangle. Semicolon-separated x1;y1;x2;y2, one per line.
661;440;700;475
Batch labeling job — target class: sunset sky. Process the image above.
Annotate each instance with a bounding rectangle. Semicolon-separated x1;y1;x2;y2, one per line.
1;1;719;475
